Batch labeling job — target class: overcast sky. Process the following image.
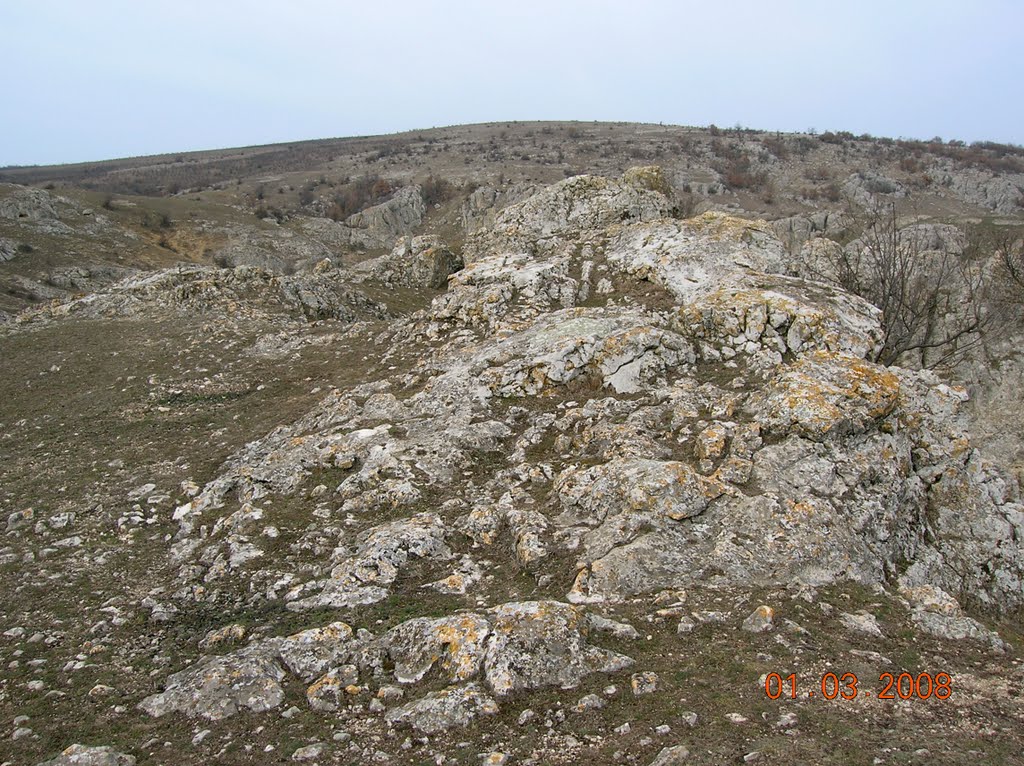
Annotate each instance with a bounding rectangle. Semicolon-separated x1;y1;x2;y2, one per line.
2;0;1022;166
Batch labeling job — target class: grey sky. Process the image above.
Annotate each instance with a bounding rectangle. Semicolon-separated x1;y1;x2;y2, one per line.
3;0;1022;166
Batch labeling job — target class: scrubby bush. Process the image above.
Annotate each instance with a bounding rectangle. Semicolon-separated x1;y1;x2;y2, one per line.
420;175;456;206
325;175;396;221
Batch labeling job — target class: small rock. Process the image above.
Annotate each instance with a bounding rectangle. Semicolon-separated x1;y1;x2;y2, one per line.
292;743;328;761
676;617;696;635
482;754;508;766
378;685;405;702
744;752;762;763
12;727;32;740
726;713;748;724
631;671;659;696
648;745;689;766
589;614;641;640
517;709;536;726
679;711;698;727
654;725;671;735
191;730;211;745
776;712;798;729
839;612;883;637
615;723;631;735
741;605;774;633
574;693;606;712
127;483;156;501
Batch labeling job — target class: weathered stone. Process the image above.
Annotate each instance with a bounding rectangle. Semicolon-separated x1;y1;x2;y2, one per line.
359;235;463;289
362;614;491;685
751;351;901;440
384;683;499;734
648;745;689;765
305;665;360;712
839;612;883;637
278;621;356;682
483;601;633;696
741;605;775;633
288;514;452;610
34;745;135;766
138;640;286;720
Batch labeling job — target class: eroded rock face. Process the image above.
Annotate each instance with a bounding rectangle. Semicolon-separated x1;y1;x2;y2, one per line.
466;172;673;259
287;514;453;610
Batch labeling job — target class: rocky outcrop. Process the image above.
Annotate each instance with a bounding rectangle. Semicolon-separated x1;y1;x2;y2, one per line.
140;599;632;725
465;172;673;259
138;640;288;720
0;185;62;222
384;683;499;734
356;234;463;289
933;164;1024;213
155;171;1024;622
344;186;425;249
10;263;390;325
292;186;426;255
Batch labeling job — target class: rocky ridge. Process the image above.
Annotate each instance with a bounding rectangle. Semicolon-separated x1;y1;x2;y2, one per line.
3;167;1023;765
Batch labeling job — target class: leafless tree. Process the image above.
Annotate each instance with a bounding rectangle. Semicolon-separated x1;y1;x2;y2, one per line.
810;202;996;369
992;228;1024;306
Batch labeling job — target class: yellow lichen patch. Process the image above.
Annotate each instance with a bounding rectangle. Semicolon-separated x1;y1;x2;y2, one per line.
785;499;818;516
432;615;490;681
684;211;771;242
758;351;901;440
622;165;672;196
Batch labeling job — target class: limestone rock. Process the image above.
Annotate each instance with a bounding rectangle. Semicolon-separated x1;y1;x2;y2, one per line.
361;613;491;684
751;351;901;440
605;212;789;304
344;185;425;249
384;683;499;734
900;586;1004;648
287;514;453;610
306;666;359;712
483;600;634;696
741;605;775;633
34;745;136;766
466;171;672;259
278;621;356;682
138;640;286;720
359;235;463;289
16;265;390;325
675;273;884;366
648;745;690;766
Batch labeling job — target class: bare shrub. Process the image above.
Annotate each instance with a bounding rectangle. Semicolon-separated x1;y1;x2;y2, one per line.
810;203;995;369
